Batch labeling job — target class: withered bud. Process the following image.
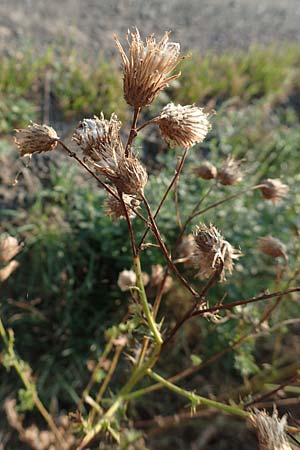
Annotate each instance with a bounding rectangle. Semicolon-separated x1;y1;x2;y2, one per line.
250;409;292;450
72;113;122;161
217;157;243;186
114;157;148;196
260;179;289;203
0;235;23;263
193;224;242;281
115;29;184;108
104;189;140;221
194;161;217;180
258;236;288;260
156;103;212;149
15;123;58;156
117;269;136;291
150;264;173;293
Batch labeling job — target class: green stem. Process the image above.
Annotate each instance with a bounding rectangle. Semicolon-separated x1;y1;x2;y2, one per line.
147;370;248;418
134;255;163;345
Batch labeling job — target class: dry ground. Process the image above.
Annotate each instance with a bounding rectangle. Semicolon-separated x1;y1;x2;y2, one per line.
1;0;300;55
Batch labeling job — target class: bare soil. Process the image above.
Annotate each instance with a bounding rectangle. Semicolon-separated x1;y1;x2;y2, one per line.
1;0;300;56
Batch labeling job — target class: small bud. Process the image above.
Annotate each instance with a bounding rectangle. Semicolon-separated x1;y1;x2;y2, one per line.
115;29;184;108
104;189;140;221
260;179;289;203
15;123;58;156
195;161;217;180
258;236;287;260
156;103;212;149
72;113;122;161
250;408;292;450
193;224;242;281
217;157;243;186
0;235;23;263
117;269;136;291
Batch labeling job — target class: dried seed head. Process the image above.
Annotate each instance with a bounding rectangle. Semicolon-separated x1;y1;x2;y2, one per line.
0;260;20;282
0;235;23;263
150;264;173;293
258;236;288;260
260;179;289;203
104;189;140;221
115;29;184;108
250;409;292;450
156;103;212;149
217;157;243;186
15;123;58;156
195;161;217;180
117;269;137;291
113;157;148;195
193;224;242;281
73;114;122;162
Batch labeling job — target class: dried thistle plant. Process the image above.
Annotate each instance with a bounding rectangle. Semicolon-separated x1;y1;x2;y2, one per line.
114;29;184;108
8;26;300;450
155;103;212;148
250;409;292;450
217;156;243;186
260;178;289;202
15;123;58;156
193;224;242;281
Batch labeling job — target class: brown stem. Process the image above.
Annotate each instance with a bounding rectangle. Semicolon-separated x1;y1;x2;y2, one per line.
188;184;264;223
191;287;300;318
125;107;140;157
141;193;199;298
138;147;189;250
161;263;224;350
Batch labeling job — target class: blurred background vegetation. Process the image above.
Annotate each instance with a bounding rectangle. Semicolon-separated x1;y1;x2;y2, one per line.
1;45;300;449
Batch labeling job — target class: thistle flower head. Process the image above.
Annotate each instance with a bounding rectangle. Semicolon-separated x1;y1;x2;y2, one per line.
156;103;212;149
251;409;292;450
217;157;243;186
260;178;289;203
195;161;217;180
104;189;140;221
113;156;148;196
72;113;122;162
115;29;183;108
258;235;288;260
193;224;242;281
117;269;136;291
15;123;58;156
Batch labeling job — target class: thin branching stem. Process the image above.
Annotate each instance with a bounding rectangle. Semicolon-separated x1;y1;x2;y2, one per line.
125;107;140;156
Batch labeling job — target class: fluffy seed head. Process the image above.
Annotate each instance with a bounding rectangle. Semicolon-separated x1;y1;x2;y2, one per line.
115;29;183;108
15;123;58;156
195;161;217;180
193;224;242;281
104;190;140;221
72;113;122;161
251;409;292;450
117;269;137;291
217;157;243;186
260;179;289;203
258;236;288;260
156;103;212;149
